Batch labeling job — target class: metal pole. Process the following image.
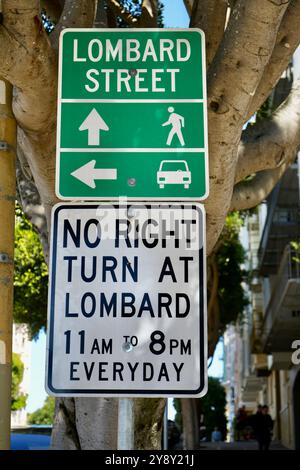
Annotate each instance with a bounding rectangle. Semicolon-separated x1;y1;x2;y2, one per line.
163;400;168;450
117;398;134;450
297;152;300;203
0;78;16;450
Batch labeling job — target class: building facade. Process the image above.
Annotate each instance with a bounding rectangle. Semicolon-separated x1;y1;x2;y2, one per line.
223;163;300;449
11;324;31;427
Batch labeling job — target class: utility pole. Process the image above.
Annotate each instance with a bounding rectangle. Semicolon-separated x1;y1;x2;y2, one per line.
0;77;16;450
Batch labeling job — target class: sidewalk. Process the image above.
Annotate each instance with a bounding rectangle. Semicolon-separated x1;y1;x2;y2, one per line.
199;440;289;451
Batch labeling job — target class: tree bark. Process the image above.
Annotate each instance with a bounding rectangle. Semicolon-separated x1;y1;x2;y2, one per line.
235;78;300;184
134;399;166;450
245;0;300;121
190;0;228;67
50;0;97;49
183;0;194;17
205;0;289;254
181;399;200;449
1;0;300;451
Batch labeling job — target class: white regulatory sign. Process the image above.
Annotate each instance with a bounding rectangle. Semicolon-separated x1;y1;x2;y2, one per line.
46;203;207;397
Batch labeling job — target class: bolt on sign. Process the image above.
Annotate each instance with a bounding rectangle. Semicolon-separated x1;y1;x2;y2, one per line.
46;203;207;397
56;28;209;200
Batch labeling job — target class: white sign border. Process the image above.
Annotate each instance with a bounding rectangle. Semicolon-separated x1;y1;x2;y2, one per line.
45;202;207;398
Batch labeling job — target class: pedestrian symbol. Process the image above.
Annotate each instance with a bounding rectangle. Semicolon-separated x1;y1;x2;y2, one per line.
162;107;185;146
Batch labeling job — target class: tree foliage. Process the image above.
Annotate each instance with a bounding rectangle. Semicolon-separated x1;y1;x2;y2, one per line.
216;213;249;329
11;353;27;411
207;212;249;355
119;0;145;19
291;239;300;263
117;0;164;27
13;205;48;339
28;396;55;425
173;377;227;441
41;8;55;33
200;377;227;441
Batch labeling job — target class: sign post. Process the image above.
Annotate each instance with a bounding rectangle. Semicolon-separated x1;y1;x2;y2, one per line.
56;29;208;200
46;203;207;397
0;79;16;450
118;398;134;450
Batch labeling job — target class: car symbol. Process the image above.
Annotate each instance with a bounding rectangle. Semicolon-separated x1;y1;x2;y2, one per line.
157;160;191;189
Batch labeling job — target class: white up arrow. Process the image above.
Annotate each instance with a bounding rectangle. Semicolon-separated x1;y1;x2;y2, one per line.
71;160;117;188
79;108;109;146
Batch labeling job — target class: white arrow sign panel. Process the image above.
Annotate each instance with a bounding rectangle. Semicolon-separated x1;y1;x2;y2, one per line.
71;160;117;188
79;108;109;146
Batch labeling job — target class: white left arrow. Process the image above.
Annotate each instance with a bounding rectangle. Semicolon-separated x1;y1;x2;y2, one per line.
79;108;109;146
71;160;117;188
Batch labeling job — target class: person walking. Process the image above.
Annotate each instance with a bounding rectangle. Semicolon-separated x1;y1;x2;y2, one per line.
211;427;222;442
236;406;247;440
255;405;274;450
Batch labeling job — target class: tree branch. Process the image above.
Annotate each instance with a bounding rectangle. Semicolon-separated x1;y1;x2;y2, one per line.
230;162;289;211
106;0;158;28
0;1;63;225
106;0;138;26
183;0;193;17
139;0;158;28
190;0;228;67
50;0;96;50
16;155;49;259
208;0;289;129
0;1;57;132
1;1;40;44
246;0;300;120
236;78;300;182
41;0;64;24
204;0;290;254
94;0;108;27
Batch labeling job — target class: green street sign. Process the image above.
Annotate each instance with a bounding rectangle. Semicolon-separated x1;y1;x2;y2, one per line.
56;28;209;200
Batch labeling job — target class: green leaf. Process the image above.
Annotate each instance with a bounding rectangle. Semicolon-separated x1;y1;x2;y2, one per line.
13;204;48;339
28;397;55;425
11;352;27;411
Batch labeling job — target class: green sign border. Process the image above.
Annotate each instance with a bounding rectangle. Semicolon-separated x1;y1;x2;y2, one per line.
55;28;209;201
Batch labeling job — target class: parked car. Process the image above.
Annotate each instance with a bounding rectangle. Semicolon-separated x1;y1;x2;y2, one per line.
11;426;51;450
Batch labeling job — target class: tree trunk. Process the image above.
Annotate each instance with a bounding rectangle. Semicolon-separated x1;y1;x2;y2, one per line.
134;398;166;450
1;0;300;450
51;397;118;450
181;399;200;450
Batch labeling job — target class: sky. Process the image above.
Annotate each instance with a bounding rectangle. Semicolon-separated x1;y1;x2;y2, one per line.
26;332;47;413
26;0;223;414
162;0;189;28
